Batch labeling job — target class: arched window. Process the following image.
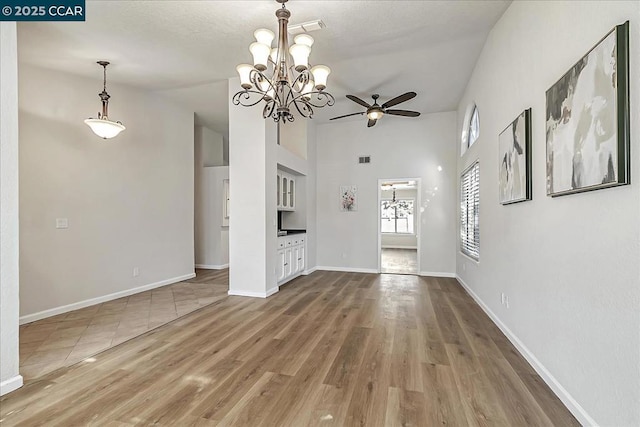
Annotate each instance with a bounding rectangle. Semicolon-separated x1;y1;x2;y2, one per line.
467;104;479;148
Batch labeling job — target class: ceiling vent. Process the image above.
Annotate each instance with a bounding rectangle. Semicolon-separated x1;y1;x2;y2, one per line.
358;155;371;164
288;20;326;35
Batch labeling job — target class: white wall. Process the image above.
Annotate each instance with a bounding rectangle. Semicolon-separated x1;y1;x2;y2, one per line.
18;64;195;320
456;2;639;425
316;112;457;275
228;78;278;297
0;22;23;396
279;118;307;159
195;125;224;167
195;166;229;268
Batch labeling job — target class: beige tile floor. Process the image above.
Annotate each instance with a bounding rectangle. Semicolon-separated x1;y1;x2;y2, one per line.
380;248;418;274
19;269;228;381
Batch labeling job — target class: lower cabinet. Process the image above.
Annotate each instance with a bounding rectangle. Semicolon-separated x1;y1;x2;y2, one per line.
277;234;306;285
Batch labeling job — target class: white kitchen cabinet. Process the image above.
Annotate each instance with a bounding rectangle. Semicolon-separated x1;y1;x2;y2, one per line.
222;179;230;226
277;233;306;285
276;174;281;209
277;170;296;212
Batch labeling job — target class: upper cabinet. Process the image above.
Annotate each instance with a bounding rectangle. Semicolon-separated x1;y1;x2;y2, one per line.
277;171;296;211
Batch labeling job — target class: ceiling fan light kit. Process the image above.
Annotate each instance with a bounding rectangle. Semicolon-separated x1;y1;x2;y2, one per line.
232;0;335;123
331;92;421;127
84;61;126;140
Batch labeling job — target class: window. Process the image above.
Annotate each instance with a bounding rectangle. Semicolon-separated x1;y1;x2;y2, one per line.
381;199;414;234
460;162;479;260
467;104;480;147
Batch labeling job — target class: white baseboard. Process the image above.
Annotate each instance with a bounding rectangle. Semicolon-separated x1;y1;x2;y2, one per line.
419;271;456;278
0;375;23;396
381;245;418;249
302;266;318;275
195;263;229;270
455;275;596;426
228;286;279;298
315;266;379;274
19;273;196;325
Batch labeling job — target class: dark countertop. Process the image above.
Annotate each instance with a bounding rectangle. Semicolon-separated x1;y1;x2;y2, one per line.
278;229;306;236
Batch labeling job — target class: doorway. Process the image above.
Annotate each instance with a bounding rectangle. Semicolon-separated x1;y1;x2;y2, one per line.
378;178;421;275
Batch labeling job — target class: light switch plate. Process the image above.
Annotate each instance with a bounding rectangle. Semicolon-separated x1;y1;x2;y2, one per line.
56;218;69;229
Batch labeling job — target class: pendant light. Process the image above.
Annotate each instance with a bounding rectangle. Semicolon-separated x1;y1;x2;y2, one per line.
84;61;126;139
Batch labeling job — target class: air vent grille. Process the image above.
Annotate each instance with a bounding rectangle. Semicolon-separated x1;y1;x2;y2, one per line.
358;156;371;164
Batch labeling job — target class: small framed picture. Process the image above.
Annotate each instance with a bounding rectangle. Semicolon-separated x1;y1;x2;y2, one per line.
340;185;357;211
499;109;532;204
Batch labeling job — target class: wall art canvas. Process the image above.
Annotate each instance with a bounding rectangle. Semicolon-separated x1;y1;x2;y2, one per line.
499;109;532;204
340;185;357;211
546;21;630;197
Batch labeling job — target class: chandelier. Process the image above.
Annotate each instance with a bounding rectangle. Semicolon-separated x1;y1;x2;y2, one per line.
232;0;335;123
84;61;126;139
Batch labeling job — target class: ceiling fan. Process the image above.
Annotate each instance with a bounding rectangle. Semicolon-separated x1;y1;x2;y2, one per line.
330;92;420;127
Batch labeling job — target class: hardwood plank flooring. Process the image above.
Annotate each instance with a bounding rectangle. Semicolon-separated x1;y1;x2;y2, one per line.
0;272;579;426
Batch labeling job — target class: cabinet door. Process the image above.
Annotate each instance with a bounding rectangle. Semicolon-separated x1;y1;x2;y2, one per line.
276;174;281;209
284;247;293;277
222;179;230;227
282;176;288;208
297;244;305;273
277;249;286;282
289;177;295;210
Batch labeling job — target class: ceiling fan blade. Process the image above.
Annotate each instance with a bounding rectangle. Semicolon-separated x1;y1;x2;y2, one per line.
346;95;372;108
367;119;377;128
385;109;421;117
381;92;417;109
329;112;365;121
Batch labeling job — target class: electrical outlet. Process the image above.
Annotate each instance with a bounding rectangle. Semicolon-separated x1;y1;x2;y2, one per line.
55;218;69;229
505;296;510;309
133;267;139;277
501;292;506;305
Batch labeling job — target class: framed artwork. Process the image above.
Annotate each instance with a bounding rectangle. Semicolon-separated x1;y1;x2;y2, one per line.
545;21;630;197
499;109;532;204
340;185;357;211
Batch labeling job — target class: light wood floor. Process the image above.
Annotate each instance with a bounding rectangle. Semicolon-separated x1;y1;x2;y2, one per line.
381;248;418;275
1;271;579;426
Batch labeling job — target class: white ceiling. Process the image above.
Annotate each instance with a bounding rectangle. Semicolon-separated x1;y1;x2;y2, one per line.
17;0;510;136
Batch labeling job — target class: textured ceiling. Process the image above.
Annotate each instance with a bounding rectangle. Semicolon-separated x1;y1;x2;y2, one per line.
17;0;510;135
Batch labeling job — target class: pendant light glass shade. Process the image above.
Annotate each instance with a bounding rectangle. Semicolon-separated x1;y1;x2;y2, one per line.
236;64;254;89
289;43;311;71
84;119;126;139
294;34;314;47
250;42;271;71
254;28;275;46
310;65;331;90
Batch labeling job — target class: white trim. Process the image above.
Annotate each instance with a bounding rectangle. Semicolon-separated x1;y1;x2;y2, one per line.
419;271;456;278
455;275;596;427
381;245;418;250
19;273;196;325
315;266;378;274
195;263;229;270
302;266;318;275
0;375;23;396
228;286;279;299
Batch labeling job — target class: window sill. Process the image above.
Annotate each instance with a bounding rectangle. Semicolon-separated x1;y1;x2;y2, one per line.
459;251;480;264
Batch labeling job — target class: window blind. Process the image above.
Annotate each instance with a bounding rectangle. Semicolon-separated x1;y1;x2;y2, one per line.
460;162;480;260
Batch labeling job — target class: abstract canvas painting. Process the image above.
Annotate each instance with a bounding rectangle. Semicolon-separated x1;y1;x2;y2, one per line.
340;185;357;211
546;21;630;196
499;109;532;204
